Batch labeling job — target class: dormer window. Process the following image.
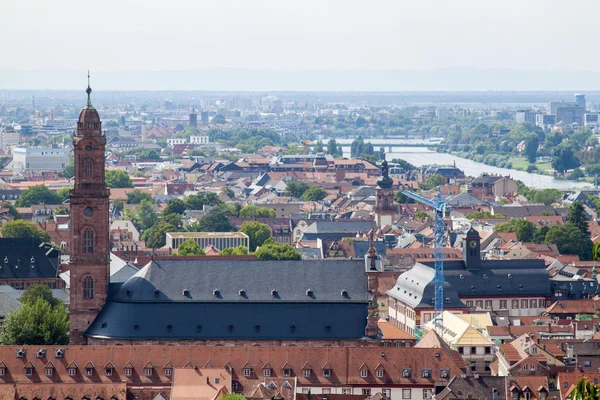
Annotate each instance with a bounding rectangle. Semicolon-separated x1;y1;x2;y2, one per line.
68;368;76;376
263;369;271;377
85;368;93;376
124;368;132;377
283;369;291;377
243;368;251;377
303;369;311;378
323;369;331;378
376;369;384;378
360;370;368;378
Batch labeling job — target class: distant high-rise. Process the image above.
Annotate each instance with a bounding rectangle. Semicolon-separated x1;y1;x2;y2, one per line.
200;111;209;124
575;93;586;109
189;112;198;127
515;110;536;124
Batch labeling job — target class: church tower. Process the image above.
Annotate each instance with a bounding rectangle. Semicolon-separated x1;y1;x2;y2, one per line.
69;76;110;344
375;158;395;227
463;227;481;269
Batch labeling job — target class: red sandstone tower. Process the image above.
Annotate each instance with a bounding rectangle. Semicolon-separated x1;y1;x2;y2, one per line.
69;76;110;344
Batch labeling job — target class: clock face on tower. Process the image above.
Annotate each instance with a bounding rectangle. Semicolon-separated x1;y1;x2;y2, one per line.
85;145;93;152
84;207;94;217
469;240;477;248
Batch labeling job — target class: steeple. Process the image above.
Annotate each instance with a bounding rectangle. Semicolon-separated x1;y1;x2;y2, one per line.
376;154;393;189
86;70;94;109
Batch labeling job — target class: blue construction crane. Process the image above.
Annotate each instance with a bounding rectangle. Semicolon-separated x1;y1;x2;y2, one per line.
402;188;451;331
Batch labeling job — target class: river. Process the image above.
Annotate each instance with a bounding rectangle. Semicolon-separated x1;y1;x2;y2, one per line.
334;139;593;190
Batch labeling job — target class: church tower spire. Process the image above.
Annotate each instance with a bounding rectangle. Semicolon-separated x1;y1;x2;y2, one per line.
69;75;110;344
374;154;396;227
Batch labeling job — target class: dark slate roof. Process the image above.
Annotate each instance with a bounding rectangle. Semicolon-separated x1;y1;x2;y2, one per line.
426;259;551;297
86;302;367;340
389;258;550;309
109;259;367;302
87;259;369;340
0;238;59;279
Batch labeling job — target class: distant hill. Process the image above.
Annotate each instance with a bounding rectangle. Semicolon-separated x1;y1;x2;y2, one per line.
3;68;600;92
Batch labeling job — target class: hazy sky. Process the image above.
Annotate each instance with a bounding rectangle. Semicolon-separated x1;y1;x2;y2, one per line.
3;0;600;72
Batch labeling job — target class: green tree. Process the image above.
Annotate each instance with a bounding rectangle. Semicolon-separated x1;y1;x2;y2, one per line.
126;189;154;204
144;220;178;248
327;138;340;156
192;204;234;232
572;378;599;400
0;286;69;345
255;239;302;260
239;221;271;251
177;239;205;256
315;139;324;153
2;203;21;219
569;202;591;237
220;246;249;255
494;219;536;242
394;190;416;204
57;187;71;202
552;143;580;174
414;211;431;221
301;186;328;202
221;394;246;400
113;199;124;214
391;159;417;171
285;182;309;199
545;223;592;260
423;174;445;190
105;170;134;188
164;198;186;215
18;284;62;308
239;205;276;218
221;186;235;199
524;134;539;163
466;211;502;219
211;115;227;124
1;220;50;242
15;185;62;207
532;226;550;244
135;199;158;231
62;159;74;179
184;192;220;211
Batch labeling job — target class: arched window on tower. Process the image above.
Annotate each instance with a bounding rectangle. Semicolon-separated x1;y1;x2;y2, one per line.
83;229;94;254
85;160;93;177
83;276;95;299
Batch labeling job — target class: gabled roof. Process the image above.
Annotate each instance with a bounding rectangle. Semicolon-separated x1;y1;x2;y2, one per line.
123;361;134;369
281;362;292;370
301;362;311;370
83;361;95;369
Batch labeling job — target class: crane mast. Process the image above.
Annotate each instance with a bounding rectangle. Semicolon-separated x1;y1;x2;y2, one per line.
402;188;450;331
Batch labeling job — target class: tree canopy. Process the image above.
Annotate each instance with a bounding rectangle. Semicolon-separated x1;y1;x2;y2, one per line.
494;219;536;242
0;285;69;345
285;182;309;199
255;239;302;260
192;204;235;232
239;221;271;252
239;205;276;218
164;198;186;215
134;199;158;231
545;223;592;260
15;185;62;207
177;239;205;256
126;189;154;204
1;220;50;242
301;186;328;202
220;246;249;255
184;192;221;211
105;170;134;188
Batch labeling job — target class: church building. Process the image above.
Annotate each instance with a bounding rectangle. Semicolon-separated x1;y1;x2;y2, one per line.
68;84;382;345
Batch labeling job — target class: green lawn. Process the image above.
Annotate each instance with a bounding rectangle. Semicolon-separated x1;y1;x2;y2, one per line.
509;157;552;173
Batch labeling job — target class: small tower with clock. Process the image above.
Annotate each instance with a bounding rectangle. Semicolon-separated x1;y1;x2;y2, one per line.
68;76;110;344
375;158;395;227
463;227;481;269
